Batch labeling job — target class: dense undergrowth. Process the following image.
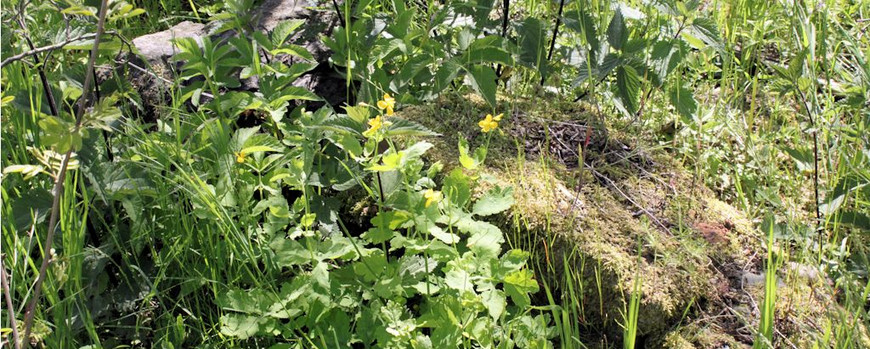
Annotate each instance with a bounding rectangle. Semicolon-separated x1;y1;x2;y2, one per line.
1;0;868;348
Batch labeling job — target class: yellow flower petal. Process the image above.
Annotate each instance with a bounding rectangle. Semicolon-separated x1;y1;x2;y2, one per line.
424;189;441;207
478;114;498;132
236;152;246;163
364;116;384;138
493;113;503;121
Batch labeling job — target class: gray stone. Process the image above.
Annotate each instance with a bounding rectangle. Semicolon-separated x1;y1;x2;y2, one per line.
132;21;207;61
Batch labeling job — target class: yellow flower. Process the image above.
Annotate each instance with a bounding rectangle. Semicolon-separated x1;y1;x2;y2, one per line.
235;151;246;163
363;115;385;138
478;113;501;133
376;93;395;116
423;189;442;207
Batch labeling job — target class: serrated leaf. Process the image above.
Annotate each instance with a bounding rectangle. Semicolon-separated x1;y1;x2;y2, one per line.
686;17;723;52
465;65;498;109
273;86;322;104
668;83;697;119
270;238;311;267
272;19;305;47
220;314;277;339
464;37;513;66
384;118;439;137
271;44;314;61
606;10;627;50
615;65;641;115
651;40;687;86
433;58;463;95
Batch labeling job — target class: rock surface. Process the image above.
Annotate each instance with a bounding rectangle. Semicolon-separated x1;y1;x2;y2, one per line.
125;0;344;121
132;21;207;60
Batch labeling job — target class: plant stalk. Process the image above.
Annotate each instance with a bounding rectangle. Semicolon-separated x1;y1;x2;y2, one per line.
20;0;110;344
1;258;21;349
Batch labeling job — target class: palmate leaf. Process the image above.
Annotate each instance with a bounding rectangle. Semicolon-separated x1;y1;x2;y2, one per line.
615;65;641;115
472;186;514;216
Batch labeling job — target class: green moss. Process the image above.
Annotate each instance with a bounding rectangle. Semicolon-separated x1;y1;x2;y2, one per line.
396;93;856;346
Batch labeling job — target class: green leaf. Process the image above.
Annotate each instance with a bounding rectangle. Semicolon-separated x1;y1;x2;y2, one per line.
217;288;272;314
472;186;514;216
650;40;685;86
465;222;504;258
272;19;305;47
433;58;463;96
220;314;277;339
429;225;460;244
369;152;403;172
464;37;513;66
465;65;498;109
271;44;315;61
384;118;439;137
481;289;506;320
444;268;474;294
270;238;311;267
686;17;723;52
503;269;539;308
668;83;697;119
839;211;870;231
458;137;483;171
272;86;323;104
517;17;548;74
614;65;641;116
606;10;627;51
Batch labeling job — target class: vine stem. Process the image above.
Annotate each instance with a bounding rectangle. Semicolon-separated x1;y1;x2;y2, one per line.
20;0;110;344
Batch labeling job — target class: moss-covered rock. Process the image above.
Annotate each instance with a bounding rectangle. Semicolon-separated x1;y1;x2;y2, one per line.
390;93;867;347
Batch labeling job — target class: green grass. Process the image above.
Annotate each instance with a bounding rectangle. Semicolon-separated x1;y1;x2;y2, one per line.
2;0;868;347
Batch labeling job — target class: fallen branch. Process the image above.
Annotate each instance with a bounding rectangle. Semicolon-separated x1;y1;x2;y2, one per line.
0;32;103;68
586;165;671;233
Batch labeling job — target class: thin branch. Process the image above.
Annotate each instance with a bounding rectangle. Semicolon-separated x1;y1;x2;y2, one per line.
587;165;671;233
496;0;510;77
541;0;566;86
1;258;21;349
0;33;99;68
21;0;110;344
